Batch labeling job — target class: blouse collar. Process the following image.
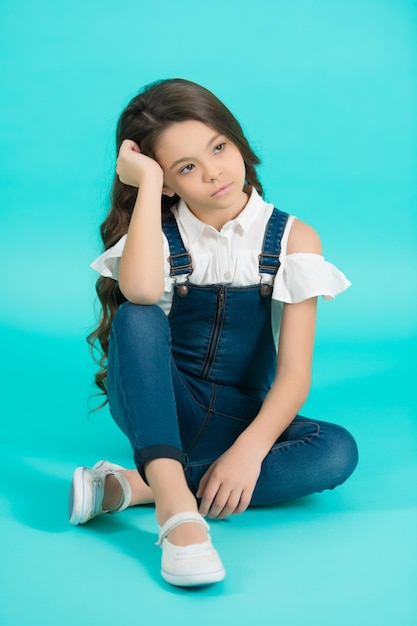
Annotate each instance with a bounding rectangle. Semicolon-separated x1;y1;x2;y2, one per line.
174;187;266;244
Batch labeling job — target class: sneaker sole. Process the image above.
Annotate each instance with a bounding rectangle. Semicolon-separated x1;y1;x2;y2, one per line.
68;467;86;525
161;566;226;587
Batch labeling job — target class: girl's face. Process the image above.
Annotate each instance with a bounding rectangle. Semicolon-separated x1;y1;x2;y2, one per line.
154;120;248;227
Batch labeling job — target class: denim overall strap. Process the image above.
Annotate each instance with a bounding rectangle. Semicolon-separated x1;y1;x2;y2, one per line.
162;216;193;280
258;208;289;276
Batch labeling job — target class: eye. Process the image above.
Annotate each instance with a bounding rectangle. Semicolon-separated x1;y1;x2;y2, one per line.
213;143;226;154
179;163;195;174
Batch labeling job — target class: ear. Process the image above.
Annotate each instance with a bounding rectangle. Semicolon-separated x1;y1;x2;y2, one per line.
162;184;176;198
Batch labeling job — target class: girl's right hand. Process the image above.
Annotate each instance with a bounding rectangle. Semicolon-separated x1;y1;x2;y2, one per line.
116;139;163;188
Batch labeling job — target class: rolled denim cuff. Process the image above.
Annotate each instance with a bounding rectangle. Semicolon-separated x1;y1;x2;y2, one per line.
134;445;188;485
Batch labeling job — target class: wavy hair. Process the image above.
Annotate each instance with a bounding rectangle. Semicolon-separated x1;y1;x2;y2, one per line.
88;78;264;404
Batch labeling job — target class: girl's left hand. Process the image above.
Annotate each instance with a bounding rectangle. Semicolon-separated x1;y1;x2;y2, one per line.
196;442;262;519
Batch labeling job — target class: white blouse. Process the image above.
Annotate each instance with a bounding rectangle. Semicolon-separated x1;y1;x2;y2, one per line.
91;189;351;345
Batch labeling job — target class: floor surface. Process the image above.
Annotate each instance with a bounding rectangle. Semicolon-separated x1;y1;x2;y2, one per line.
1;327;416;625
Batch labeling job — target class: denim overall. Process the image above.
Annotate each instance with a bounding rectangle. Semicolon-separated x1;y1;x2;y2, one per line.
107;209;358;505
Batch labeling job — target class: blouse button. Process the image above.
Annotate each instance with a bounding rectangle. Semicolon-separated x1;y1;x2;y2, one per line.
224;272;232;281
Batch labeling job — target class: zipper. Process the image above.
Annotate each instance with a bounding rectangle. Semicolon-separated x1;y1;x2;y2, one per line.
200;286;225;379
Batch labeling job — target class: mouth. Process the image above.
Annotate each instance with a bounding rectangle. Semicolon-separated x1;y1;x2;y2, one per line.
211;183;232;197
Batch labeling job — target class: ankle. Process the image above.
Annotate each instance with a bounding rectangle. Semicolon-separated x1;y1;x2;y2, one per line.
145;458;198;527
156;495;199;528
119;470;154;506
102;474;123;511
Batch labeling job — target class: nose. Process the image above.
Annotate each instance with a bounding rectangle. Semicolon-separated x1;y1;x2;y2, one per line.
202;163;222;182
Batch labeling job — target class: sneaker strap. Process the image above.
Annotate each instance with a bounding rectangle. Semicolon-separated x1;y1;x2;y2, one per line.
157;512;209;546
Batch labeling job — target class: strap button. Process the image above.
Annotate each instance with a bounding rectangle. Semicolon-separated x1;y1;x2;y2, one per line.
259;284;272;297
177;285;189;297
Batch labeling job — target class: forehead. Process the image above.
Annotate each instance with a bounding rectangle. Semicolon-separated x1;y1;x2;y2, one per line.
155;120;221;162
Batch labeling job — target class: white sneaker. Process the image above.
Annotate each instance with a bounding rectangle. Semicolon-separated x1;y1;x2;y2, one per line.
69;460;132;525
157;512;226;587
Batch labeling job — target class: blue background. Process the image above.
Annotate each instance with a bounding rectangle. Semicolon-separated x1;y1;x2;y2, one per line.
1;1;416;624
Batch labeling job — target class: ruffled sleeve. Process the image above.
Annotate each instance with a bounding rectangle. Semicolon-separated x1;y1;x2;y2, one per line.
90;235;127;279
272;253;351;303
90;234;173;293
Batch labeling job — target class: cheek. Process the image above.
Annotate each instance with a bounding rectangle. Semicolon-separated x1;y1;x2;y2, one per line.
234;156;247;179
166;176;193;198
230;149;246;172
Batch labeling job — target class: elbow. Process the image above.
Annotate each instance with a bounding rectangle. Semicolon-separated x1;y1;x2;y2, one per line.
119;278;165;305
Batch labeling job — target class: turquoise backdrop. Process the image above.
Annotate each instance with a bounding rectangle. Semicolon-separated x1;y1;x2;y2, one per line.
1;1;416;624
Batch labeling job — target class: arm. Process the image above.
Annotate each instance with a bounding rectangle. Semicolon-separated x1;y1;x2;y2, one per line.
116;139;166;304
233;219;321;456
198;219;322;518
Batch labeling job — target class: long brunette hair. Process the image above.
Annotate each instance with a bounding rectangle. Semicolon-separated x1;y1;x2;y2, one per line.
88;78;264;403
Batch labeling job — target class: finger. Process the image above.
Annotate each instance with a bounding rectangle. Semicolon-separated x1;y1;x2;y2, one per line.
120;138;140;151
198;480;220;517
199;488;218;517
217;492;242;519
233;488;252;515
206;485;233;519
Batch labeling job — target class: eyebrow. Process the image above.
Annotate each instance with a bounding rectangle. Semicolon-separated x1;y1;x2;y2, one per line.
169;133;224;170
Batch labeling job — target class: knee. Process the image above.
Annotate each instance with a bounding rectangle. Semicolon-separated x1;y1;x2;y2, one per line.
113;301;168;336
323;424;359;488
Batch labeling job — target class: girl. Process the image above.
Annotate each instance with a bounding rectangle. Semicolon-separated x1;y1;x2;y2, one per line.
69;78;358;587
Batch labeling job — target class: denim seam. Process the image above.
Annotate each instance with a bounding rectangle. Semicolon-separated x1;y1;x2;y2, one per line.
269;421;321;452
173;367;211;412
110;326;142;452
183;382;217;456
180;284;261;294
210;409;253;423
187;460;214;471
167;295;178;319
